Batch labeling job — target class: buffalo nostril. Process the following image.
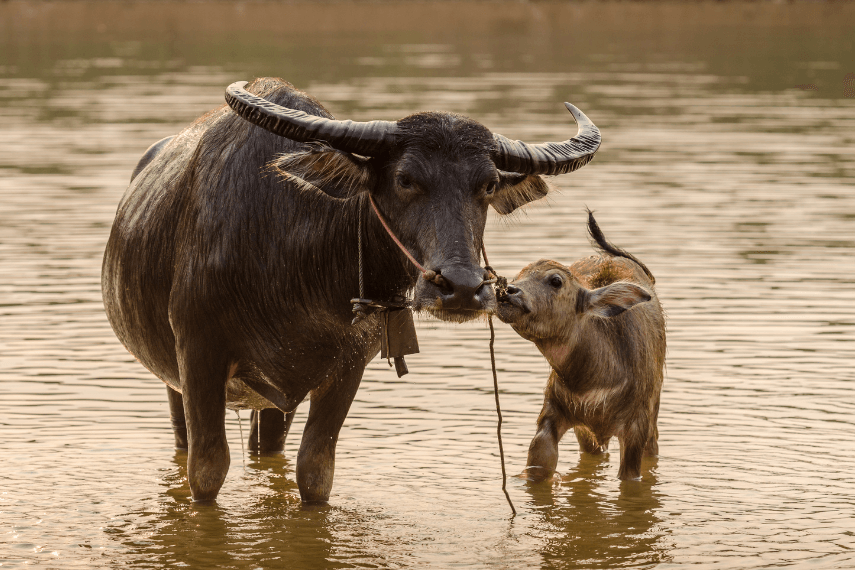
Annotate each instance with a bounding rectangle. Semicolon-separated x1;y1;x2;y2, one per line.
423;269;451;292
475;282;492;299
433;264;487;311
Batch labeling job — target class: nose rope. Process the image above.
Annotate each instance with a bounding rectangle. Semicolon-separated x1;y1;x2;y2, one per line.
368;193;427;275
367;193;498;288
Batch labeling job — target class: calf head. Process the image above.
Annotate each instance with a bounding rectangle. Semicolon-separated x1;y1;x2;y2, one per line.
225;80;601;322
497;259;652;342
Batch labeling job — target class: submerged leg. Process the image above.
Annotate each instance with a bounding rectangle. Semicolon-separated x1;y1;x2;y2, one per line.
617;420;650;481
296;361;364;503
248;408;294;455
167;386;188;450
526;396;571;483
177;339;231;502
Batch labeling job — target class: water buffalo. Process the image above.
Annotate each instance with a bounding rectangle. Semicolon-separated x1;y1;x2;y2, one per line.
497;212;665;482
102;77;600;502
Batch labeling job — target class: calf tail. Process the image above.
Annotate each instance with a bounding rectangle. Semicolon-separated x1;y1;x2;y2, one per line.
586;209;655;284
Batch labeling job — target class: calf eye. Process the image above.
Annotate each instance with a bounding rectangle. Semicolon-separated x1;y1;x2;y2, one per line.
548;275;563;289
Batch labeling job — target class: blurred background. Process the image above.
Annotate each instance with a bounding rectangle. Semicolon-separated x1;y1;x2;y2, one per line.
1;1;854;568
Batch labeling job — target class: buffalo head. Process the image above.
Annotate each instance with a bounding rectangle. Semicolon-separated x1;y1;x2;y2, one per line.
225;81;600;322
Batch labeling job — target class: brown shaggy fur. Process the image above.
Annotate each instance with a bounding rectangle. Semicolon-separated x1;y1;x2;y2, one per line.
497;220;666;482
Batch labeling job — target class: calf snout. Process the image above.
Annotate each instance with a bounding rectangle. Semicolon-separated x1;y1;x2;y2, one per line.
496;282;534;325
502;285;530;311
503;284;521;299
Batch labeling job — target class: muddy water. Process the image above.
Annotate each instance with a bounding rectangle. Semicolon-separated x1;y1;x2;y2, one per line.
2;2;854;568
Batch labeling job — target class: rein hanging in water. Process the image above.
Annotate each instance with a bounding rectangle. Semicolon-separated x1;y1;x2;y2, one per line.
350;195;515;515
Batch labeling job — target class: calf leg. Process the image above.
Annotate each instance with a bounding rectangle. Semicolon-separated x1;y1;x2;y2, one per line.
248;408;294;455
644;431;659;457
166;386;188;450
177;341;231;502
526;399;571;482
296;362;364;503
574;426;608;455
617;420;651;481
644;393;661;457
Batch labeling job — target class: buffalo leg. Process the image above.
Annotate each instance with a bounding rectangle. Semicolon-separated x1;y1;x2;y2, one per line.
296;363;363;503
248;408;294;455
166;386;188;450
178;343;230;502
526;399;571;482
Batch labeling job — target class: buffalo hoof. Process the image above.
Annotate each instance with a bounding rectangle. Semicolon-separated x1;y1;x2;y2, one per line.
296;451;335;503
187;444;230;502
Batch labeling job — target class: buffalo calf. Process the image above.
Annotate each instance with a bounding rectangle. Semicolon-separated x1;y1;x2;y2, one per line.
497;213;665;481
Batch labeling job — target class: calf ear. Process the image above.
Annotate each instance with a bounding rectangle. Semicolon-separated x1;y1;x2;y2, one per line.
577;282;652;318
267;146;372;200
490;173;551;215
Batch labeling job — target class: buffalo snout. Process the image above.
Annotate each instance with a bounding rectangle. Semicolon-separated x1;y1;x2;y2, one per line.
414;263;496;318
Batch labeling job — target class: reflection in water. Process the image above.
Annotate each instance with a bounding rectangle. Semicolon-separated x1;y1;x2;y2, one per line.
112;453;375;569
527;454;669;569
124;452;676;570
110;452;359;568
1;1;855;568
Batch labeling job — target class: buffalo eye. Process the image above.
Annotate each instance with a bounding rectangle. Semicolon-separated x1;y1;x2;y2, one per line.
397;172;414;190
548;274;563;289
484;180;497;196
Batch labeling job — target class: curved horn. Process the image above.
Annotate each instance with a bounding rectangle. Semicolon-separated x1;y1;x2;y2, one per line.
492;102;601;176
225;81;398;156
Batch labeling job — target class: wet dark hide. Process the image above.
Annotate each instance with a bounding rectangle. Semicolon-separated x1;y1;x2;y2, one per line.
102;77;599;502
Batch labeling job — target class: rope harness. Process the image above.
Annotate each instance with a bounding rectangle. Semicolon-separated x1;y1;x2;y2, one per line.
352;194;515;516
352;194;502;319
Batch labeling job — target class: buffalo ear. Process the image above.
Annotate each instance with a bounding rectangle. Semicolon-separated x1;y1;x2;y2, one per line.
578;282;652;318
490;172;551;215
268;146;372;200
